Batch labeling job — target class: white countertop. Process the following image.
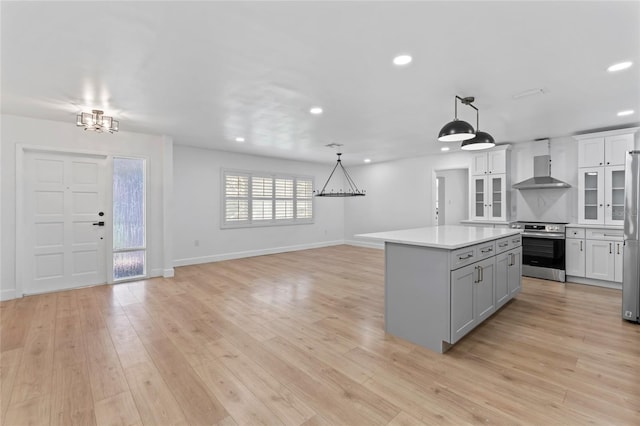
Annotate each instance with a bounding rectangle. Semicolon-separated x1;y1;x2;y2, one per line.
566;223;623;230
356;225;522;250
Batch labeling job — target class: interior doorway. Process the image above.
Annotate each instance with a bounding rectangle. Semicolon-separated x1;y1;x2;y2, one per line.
434;168;469;226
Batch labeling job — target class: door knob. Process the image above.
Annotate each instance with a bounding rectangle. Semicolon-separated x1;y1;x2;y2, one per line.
92;221;105;227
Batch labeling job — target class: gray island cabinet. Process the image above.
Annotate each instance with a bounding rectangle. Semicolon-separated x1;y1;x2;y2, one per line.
357;225;522;353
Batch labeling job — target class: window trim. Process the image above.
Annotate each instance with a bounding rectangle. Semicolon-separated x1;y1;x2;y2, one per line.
221;168;315;229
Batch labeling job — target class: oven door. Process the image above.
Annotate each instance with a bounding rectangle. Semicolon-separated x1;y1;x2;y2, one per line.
522;233;566;270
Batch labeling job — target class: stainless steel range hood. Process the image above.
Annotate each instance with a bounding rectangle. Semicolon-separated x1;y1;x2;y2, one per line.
512;155;571;190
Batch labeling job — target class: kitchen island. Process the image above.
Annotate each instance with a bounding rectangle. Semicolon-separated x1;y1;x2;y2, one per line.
357;225;523;353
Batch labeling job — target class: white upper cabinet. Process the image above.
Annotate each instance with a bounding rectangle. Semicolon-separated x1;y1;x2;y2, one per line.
471;149;507;175
577;133;634;168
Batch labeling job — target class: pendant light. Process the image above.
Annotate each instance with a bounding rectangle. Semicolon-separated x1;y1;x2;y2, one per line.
437;96;476;142
460;97;496;151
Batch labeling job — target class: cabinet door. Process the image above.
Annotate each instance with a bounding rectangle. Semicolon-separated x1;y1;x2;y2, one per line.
471;153;488;175
565;238;586;277
585;239;615;281
475;258;496;323
578;137;605;168
450;263;477;343
614;242;624;283
487;150;506;174
508;248;522;296
604;134;634;166
470;177;488;220
488;175;506;221
605;166;625;226
495;252;509;308
578;168;604;224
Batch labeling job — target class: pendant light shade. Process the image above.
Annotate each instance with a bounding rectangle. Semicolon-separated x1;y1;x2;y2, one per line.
461;130;496;151
437;96;477;142
438;119;476;142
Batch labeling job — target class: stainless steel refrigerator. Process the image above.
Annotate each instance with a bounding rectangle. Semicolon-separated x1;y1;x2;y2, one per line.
623;150;640;323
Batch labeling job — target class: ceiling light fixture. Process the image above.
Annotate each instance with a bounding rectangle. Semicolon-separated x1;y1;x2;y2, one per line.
235;137;245;142
440;147;450;152
363;158;371;163
76;109;119;133
512;88;545;100
438;96;476;142
393;55;412;66
459;97;496;151
315;153;365;197
607;61;632;72
310;107;323;115
617;110;634;117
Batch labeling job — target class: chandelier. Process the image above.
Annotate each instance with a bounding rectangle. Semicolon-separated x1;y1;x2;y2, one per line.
76;110;119;133
438;96;495;150
315;153;366;197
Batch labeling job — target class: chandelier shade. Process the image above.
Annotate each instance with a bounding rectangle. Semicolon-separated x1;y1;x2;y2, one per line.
76;110;119;133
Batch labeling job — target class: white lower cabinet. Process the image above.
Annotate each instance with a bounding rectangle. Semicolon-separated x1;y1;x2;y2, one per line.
588;239;625;283
508;247;522;296
565;238;586;277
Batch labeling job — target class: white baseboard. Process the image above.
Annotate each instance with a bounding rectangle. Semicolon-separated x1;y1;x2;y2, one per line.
173;240;345;267
1;289;18;301
163;268;175;278
344;239;384;250
149;268;165;278
566;276;622;290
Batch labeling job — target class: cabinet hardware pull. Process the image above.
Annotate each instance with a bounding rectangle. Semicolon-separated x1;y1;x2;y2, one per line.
580;240;583;251
458;253;473;260
603;234;620;237
474;266;479;283
479;266;483;282
617;244;620;255
499;242;508;247
609;243;612;254
481;247;493;253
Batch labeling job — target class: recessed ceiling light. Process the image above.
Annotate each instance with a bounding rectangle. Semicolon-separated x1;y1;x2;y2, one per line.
235;137;245;142
617;110;635;116
441;147;450;152
607;61;632;72
310;107;323;115
364;158;371;163
393;55;412;66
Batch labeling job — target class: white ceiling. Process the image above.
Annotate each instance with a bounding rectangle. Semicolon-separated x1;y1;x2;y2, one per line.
2;1;639;165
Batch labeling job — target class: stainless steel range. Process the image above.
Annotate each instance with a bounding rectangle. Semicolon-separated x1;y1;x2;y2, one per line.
510;221;567;282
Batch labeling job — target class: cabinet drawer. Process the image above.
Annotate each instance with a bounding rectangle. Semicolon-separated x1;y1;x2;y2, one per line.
586;229;623;241
510;235;522;248
477;242;496;260
450;246;477;270
495;237;511;254
566;228;585;239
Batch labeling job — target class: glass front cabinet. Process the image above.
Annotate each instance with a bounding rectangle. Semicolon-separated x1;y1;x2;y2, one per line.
578;166;625;225
471;175;507;221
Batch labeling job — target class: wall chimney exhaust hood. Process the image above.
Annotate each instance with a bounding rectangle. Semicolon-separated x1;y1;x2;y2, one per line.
512;155;571;190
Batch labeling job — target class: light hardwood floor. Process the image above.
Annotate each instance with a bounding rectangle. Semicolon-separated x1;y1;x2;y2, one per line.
1;245;639;425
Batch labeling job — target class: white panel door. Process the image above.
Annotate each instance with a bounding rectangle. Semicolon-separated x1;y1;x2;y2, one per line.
585;239;615;281
24;151;107;295
471;153;488;176
487;150;506;174
565;238;586;277
604;134;634;166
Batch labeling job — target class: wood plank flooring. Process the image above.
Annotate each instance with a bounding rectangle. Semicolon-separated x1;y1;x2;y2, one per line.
1;245;639;425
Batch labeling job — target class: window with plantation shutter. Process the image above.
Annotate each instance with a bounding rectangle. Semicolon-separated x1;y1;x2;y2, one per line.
222;169;314;228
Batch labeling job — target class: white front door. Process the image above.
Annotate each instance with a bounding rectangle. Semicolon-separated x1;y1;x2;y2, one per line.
24;151;107;295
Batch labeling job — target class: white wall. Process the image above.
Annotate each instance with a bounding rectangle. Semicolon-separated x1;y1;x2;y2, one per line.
436;168;469;225
344;151;472;246
172;145;345;265
1;115;173;300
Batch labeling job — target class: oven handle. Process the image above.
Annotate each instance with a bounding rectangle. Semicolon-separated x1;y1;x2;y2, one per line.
522;232;565;239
